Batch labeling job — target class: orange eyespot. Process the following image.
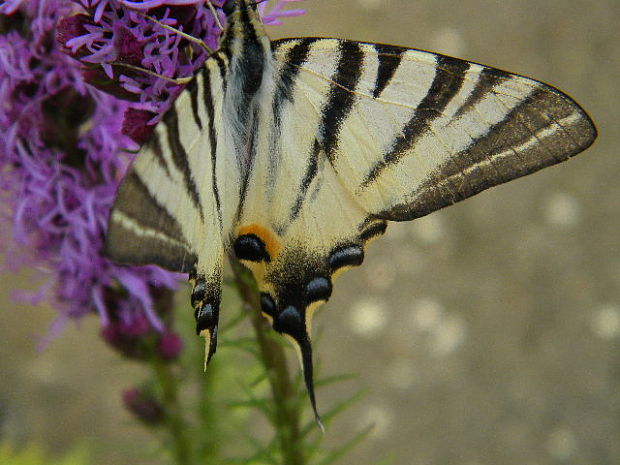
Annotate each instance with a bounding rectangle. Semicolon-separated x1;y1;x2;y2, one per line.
237;224;281;260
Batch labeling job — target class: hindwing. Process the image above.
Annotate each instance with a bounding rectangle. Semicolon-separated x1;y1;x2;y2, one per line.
106;63;230;272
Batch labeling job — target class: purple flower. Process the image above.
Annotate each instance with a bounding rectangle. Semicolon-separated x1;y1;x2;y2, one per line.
0;0;304;346
122;387;164;425
122;108;157;144
158;331;184;361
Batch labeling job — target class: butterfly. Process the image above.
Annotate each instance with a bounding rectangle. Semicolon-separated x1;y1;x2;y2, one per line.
104;0;597;425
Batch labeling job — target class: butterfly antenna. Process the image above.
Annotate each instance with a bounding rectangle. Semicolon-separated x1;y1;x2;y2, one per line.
206;1;225;31
132;10;214;54
110;62;194;85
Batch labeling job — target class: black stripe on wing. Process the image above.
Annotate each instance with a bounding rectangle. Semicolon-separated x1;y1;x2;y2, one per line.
269;38;319;191
187;78;203;130
273;38;318;110
148;131;172;179
200;67;223;229
105;172;197;272
237;108;261;220
453;67;511;119
320;40;365;163
373;43;404;98
361;55;470;188
379;86;597;221
290;139;321;222
162;105;205;222
212;53;228;90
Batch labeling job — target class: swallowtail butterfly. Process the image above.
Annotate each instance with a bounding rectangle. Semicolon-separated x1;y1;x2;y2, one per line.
105;0;597;425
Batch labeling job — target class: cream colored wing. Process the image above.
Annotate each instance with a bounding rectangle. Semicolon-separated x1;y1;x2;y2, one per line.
105;57;238;362
233;37;596;422
269;38;596;222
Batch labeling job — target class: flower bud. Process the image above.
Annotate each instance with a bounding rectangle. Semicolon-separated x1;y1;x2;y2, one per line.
122;388;164;425
56;14;93;57
158;331;184;361
100;313;152;360
122;108;156;145
114;26;144;66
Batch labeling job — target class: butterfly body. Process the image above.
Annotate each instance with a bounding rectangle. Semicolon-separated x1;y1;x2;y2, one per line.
105;0;597;423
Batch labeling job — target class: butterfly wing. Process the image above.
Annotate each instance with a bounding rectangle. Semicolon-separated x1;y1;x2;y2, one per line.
270;38;597;222
235;37;596;420
106;60;238;362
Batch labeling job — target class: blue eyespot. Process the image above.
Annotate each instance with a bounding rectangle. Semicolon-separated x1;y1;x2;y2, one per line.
305;277;332;303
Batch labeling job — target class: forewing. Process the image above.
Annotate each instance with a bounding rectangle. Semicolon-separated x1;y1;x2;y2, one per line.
106;62;231;275
270;38;597;222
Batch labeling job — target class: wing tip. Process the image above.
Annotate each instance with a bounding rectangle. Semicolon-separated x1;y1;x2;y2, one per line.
538;81;598;155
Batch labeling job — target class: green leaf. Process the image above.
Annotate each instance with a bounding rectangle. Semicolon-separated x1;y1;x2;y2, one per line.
313;372;359;388
313;425;374;465
301;388;367;438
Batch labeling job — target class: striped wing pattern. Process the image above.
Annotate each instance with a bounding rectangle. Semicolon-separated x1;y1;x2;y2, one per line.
239;36;597;317
234;36;594;423
105;55;237;357
104;2;596;426
106;63;231;274
268;38;597;223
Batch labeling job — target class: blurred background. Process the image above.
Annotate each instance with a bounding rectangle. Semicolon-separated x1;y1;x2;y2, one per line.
1;0;618;464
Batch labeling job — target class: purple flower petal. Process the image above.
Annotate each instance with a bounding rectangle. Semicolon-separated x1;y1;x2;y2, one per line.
0;0;304;348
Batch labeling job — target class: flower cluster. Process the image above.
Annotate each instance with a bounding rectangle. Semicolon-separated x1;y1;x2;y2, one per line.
0;0;303;349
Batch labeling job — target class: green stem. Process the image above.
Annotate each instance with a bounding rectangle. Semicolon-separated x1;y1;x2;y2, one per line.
230;259;305;465
198;356;219;460
152;359;192;465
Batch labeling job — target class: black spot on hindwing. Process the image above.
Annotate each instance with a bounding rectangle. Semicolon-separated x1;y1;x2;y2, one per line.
305;277;332;303
260;293;277;318
274;306;305;338
234;234;271;262
329;245;365;271
360;220;388;242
